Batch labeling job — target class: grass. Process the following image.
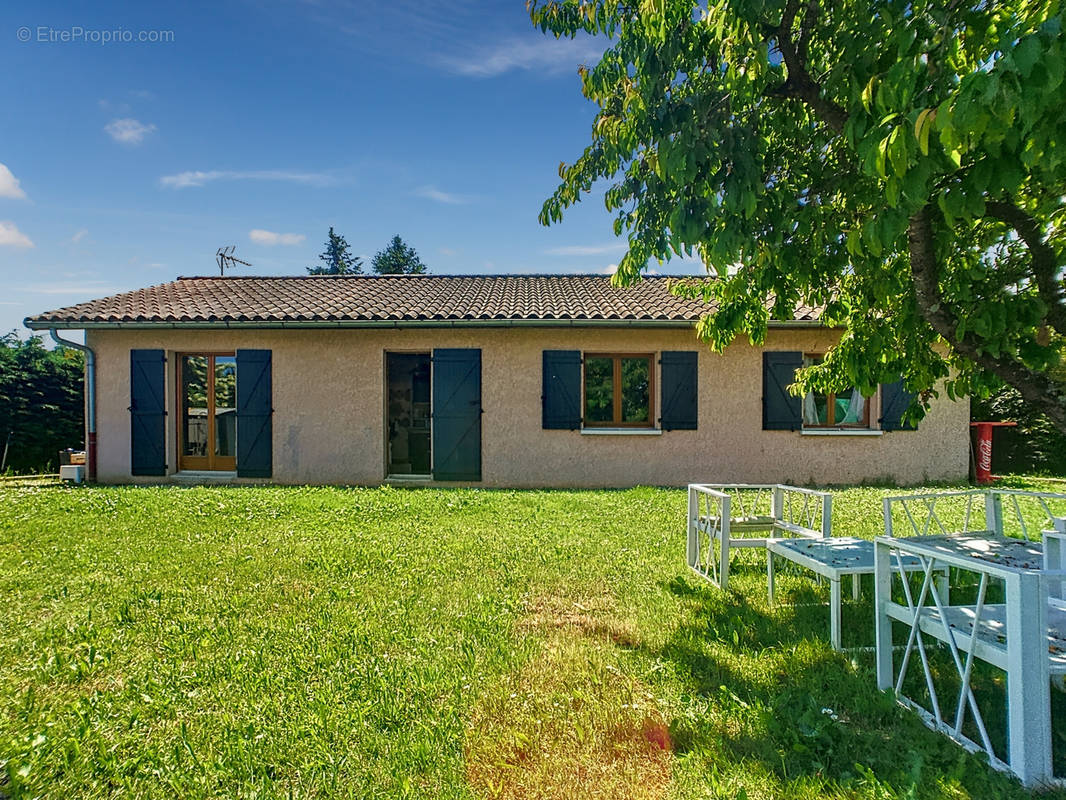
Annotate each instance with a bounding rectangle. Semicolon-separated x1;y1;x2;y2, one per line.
0;478;1063;798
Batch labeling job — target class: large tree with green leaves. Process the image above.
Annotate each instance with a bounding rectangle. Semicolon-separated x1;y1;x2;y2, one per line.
371;235;427;274
0;333;84;473
307;227;363;275
531;0;1066;428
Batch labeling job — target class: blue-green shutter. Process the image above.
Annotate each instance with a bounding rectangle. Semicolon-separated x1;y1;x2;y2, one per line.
130;349;167;476
880;379;917;431
660;351;698;430
432;348;482;482
542;350;581;430
236;349;273;478
763;351;802;431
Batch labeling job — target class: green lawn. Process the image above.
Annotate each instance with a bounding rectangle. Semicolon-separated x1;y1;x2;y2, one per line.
0;478;1063;799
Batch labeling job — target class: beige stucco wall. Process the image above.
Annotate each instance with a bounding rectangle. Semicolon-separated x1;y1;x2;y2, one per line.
86;326;970;487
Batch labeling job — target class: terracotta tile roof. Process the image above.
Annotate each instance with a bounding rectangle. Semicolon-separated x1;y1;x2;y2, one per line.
24;275;823;328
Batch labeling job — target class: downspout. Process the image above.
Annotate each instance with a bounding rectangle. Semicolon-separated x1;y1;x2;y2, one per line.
50;330;96;482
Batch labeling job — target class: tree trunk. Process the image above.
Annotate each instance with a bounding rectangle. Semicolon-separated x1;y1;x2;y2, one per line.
908;205;1066;432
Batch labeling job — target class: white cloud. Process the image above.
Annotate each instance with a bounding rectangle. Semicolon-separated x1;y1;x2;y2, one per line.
71;228;88;244
601;263;618;274
0;163;26;199
249;228;306;246
438;246;458;256
104;118;157;145
0;220;33;248
440;35;604;78
99;98;134;114
413;185;469;205
160;169;334;189
546;242;628;256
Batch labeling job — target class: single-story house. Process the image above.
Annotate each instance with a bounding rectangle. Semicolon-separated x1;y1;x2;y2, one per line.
25;275;969;487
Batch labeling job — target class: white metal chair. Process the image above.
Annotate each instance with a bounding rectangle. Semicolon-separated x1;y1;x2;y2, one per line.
687;484;832;591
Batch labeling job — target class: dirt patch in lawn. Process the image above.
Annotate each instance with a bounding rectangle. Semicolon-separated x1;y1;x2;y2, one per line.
518;593;643;649
465;593;671;800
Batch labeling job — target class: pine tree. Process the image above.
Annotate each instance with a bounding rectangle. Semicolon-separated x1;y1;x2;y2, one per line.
307;227;362;275
371;235;426;275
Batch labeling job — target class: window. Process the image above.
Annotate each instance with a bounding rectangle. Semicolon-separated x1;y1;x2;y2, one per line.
542;349;696;432
178;353;237;471
129;348;273;478
583;353;654;427
801;354;871;428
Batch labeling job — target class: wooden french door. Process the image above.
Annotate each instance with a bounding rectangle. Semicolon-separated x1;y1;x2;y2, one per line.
178;353;237;471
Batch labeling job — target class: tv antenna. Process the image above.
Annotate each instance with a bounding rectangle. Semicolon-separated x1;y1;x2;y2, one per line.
216;245;252;276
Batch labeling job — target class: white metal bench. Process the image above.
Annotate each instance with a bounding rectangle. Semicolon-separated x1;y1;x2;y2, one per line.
1047;518;1066;600
883;487;1066;542
687;484;832;591
875;489;1066;788
875;534;1065;787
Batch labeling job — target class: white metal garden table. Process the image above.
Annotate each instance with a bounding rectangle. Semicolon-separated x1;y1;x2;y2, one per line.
766;536;927;650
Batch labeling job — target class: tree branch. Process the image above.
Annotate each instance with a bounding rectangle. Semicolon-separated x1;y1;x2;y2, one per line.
769;0;849;133
796;0;819;64
908;205;1066;430
984;199;1066;336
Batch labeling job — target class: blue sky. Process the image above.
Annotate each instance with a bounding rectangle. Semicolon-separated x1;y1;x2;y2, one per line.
0;0;697;336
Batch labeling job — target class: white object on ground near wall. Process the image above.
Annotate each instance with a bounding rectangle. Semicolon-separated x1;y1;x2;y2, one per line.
59;465;85;483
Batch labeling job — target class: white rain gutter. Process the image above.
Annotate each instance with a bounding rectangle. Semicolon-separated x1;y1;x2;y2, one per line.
27;318;826;330
49;330;96;482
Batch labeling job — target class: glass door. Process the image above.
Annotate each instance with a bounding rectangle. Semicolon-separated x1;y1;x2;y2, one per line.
178;353;237;471
386;352;432;477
